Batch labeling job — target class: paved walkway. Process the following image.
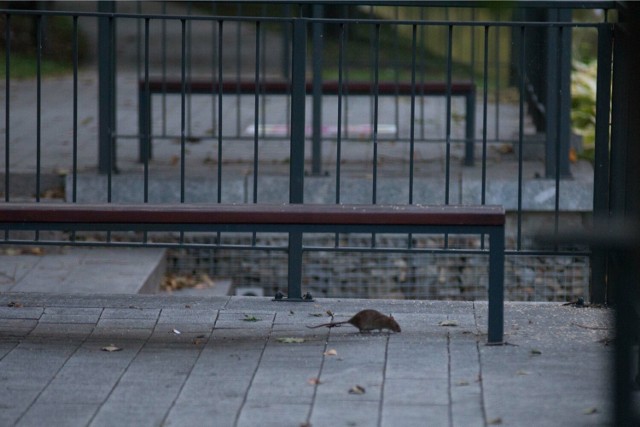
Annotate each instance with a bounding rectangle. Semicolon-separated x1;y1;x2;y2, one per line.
0;5;615;426
0;293;612;427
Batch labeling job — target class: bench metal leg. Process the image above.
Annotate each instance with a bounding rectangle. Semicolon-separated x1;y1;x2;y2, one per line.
285;231;307;301
487;225;505;344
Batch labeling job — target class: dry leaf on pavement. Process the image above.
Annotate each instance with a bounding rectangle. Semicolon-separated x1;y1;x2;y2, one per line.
277;337;305;343
348;385;366;395
439;320;459;327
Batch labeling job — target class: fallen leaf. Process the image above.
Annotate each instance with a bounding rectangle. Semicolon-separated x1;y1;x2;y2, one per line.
516;370;530;376
530;349;542;355
348;385;366;395
326;310;334;317
101;344;122;352
308;377;322;385
488;417;503;425
277;337;305;344
7;301;23;308
455;380;470;386
309;313;325;317
583;407;598;415
185;304;191;309
243;315;261;322
496;143;514;154
439;320;459;327
25;247;44;255
324;349;338;356
172;329;181;335
569;147;578;163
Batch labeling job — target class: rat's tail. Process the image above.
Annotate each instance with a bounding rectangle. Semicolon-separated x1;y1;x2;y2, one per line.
306;321;346;329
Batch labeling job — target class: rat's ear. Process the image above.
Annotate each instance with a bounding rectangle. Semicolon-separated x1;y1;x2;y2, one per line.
389;313;394;319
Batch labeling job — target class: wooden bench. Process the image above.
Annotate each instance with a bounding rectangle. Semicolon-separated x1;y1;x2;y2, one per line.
138;80;476;164
0;202;504;343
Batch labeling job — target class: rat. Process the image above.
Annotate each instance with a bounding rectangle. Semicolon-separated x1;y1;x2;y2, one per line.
306;309;401;333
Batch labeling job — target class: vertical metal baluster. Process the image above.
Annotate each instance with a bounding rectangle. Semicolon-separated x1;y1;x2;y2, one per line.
217;20;224;204
69;15;78;242
210;3;217;150
343;12;350;140
336;22;345;205
216;19;224;247
444;24;452;206
107;14;114;205
335;22;345;248
371;23;380;249
180;19;186;204
372;23;380;206
480;25;490;251
69;13;78;257
494;24;500;142
235;5;242;137
311;4;323;176
393;9;400;141
409;24;417;206
419;9;426;141
161;2;167;139
253;21;261;205
136;2;141;88
251;21;261;248
261;5;267;141
34;14;42;240
444;24;453;249
554;24;564;243
186;3;193;140
143;18;150;203
106;12;116;243
517;25;526;251
5;14;10;204
408;23;418;250
481;26;489;206
72;16;78;204
36;15;42;204
470;10;476;84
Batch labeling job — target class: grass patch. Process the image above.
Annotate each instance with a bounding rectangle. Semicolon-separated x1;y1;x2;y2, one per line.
0;13;88;79
0;52;74;79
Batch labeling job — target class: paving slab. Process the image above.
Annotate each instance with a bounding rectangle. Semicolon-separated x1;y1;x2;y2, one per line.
0;293;617;426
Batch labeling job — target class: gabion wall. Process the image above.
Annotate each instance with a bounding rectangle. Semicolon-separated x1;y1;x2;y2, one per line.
166;233;589;302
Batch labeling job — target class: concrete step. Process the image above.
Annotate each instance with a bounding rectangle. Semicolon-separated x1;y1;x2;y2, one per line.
0;247;166;295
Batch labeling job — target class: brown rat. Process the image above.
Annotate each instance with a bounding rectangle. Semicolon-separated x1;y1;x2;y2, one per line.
306;309;401;333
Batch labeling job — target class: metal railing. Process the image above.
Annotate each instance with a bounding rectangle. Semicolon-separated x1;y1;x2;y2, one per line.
1;1;613;302
4;2;640;422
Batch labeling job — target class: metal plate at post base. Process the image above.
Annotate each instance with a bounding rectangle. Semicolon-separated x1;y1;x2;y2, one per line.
272;291;314;302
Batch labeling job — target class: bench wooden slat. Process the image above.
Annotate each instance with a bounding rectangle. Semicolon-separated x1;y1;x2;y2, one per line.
0;203;504;227
138;80;475;96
